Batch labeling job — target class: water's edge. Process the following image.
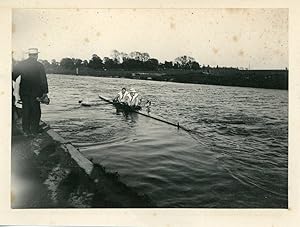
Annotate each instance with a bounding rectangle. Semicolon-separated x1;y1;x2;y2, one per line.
11;121;154;208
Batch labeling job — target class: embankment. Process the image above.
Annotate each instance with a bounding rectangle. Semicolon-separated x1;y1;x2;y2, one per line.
11;122;154;208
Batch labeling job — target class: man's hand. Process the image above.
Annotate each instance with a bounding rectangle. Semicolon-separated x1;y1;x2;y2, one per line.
36;93;50;105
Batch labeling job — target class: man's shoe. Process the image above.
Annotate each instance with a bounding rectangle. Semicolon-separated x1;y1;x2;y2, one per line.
31;132;38;137
38;128;45;133
23;132;34;138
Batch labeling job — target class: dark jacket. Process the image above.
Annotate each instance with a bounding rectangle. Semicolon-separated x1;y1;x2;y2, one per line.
13;58;48;98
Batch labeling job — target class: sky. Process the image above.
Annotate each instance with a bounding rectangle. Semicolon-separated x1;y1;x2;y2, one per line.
12;8;288;69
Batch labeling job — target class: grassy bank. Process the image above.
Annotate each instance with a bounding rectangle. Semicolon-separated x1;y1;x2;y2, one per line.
46;67;288;90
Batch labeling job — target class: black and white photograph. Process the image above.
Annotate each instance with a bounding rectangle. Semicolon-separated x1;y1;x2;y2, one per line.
10;8;288;209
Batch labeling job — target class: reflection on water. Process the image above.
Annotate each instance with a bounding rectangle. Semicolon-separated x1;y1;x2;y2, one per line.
43;74;288;208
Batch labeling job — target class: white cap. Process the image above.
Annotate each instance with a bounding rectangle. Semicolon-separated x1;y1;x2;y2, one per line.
27;48;40;54
129;88;136;93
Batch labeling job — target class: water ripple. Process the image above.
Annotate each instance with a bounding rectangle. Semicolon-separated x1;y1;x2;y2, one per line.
43;74;288;208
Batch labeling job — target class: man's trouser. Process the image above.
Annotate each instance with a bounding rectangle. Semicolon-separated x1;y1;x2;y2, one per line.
21;96;41;134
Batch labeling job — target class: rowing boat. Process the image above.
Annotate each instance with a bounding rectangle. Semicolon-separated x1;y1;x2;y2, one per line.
99;95;191;132
98;95;141;112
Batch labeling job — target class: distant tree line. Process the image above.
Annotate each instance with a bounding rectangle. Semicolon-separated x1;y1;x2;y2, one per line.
13;49;288;90
38;49;211;72
12;49;288;90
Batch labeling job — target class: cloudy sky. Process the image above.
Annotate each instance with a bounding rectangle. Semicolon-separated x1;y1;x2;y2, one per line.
12;8;288;69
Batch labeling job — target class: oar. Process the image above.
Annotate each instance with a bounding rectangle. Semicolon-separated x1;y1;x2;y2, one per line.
98;95;196;132
137;111;191;132
79;99;111;107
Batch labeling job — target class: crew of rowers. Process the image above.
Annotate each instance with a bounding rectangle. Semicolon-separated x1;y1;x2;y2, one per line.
113;87;141;107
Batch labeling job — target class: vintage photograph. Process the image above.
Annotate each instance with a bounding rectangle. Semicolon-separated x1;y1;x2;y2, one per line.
11;8;288;208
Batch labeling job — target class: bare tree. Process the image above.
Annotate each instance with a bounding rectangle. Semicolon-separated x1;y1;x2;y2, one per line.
110;49;121;63
129;51;150;62
119;52;129;63
174;55;195;65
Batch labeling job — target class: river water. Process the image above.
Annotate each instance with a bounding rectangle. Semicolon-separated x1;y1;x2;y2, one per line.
42;74;288;208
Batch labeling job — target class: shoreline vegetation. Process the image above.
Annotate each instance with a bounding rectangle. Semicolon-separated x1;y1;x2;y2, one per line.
14;51;288;89
46;67;288;90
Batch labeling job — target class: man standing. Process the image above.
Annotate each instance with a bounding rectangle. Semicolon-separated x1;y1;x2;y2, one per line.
13;48;49;136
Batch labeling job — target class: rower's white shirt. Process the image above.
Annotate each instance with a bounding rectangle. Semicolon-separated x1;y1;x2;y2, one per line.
128;93;140;106
117;91;129;102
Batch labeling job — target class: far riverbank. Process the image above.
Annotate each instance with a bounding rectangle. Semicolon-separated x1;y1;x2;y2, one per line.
45;68;288;90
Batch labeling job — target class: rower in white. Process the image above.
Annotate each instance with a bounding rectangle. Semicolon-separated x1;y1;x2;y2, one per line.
128;88;140;107
114;87;130;103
